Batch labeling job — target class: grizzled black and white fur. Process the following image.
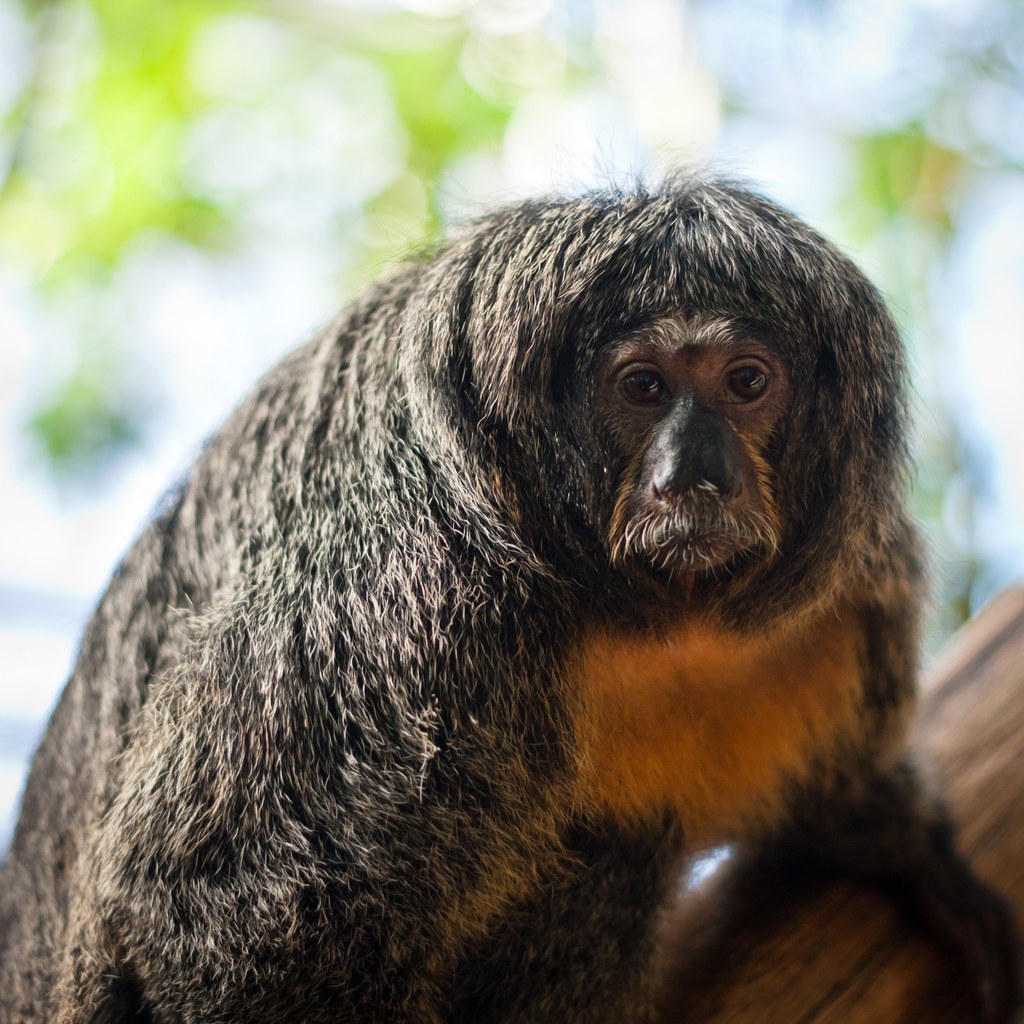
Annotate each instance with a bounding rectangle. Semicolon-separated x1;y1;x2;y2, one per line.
0;177;1019;1022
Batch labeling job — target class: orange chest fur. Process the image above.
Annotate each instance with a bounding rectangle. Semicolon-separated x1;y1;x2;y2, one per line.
576;608;866;847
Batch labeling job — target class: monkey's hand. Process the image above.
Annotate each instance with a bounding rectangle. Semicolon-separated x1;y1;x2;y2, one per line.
755;760;1022;1024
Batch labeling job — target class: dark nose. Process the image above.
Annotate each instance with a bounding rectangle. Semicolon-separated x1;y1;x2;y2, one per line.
649;402;743;500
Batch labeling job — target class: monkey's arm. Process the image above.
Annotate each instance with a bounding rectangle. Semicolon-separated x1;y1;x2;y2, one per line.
663;589;1024;1024
756;758;1018;1015
450;817;685;1024
747;590;1021;1023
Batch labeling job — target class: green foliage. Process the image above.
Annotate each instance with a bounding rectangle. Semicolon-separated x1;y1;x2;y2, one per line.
2;0;227;284
0;0;527;479
852;127;963;238
375;42;512;180
28;362;141;473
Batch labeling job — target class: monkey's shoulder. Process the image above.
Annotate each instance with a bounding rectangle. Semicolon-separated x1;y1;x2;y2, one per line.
576;604;885;846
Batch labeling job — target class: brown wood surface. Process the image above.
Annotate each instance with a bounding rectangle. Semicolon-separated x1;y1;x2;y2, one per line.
657;588;1024;1023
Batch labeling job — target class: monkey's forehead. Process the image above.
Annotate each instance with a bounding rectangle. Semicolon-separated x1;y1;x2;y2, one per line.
594;312;776;357
444;178;896;360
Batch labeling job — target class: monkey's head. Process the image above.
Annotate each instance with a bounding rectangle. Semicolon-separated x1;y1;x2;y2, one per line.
403;177;908;630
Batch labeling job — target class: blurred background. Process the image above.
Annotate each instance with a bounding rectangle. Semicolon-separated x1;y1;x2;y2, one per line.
1;0;1022;848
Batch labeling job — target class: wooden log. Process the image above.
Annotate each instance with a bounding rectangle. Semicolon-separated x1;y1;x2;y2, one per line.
657;588;1024;1023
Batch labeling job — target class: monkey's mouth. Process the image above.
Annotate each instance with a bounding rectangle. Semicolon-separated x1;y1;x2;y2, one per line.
609;493;780;580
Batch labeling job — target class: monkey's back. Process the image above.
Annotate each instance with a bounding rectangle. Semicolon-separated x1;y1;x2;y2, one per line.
0;179;968;1024
0;276;579;1020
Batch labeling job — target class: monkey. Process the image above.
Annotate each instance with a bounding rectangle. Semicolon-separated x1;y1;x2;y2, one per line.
0;176;1018;1023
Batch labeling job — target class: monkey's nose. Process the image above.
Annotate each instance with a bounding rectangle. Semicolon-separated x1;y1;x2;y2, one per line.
651;459;741;502
694;438;744;498
650;434;743;502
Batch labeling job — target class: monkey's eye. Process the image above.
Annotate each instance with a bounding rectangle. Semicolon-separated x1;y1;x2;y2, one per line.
620;370;669;405
726;365;768;402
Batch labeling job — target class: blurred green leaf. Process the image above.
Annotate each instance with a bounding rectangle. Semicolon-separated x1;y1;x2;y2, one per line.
854;126;963;236
27;362;143;476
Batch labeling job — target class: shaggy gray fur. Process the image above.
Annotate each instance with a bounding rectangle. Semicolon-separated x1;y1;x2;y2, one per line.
0;177;1016;1022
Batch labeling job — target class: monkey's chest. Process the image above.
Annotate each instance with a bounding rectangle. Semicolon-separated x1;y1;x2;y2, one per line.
577;610;865;847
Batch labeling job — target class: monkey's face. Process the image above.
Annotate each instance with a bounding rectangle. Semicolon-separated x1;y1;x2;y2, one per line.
598;316;789;583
